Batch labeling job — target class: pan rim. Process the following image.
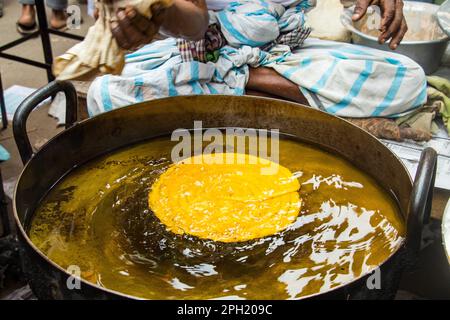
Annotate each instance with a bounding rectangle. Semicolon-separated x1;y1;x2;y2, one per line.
13;94;412;300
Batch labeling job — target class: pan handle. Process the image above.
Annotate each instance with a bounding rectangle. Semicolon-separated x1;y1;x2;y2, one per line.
406;147;437;264
13;81;78;165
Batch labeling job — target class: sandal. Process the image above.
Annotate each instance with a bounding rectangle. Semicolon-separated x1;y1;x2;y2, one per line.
49;22;68;32
16;21;38;35
52;13;84;31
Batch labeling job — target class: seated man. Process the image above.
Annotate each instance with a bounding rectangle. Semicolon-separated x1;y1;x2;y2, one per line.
87;0;425;121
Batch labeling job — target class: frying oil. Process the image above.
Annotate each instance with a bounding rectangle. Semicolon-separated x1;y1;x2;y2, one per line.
29;134;404;299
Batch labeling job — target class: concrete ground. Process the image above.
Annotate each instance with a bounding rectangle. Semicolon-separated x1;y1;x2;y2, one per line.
0;0;94;88
0;0;449;299
0;0;94;188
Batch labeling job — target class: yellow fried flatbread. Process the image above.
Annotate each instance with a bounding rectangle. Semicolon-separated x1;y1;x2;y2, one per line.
149;153;301;242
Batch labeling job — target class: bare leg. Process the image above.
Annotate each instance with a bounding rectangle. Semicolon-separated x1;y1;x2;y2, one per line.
0;0;4;17
18;3;68;31
245;89;296;102
50;9;67;29
246;67;309;105
18;4;35;27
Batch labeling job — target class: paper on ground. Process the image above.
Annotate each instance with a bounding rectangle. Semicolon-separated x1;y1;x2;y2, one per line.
382;123;450;190
2;85;50;120
443;198;450;263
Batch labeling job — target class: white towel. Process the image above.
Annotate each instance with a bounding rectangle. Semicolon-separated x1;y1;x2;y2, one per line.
54;0;173;81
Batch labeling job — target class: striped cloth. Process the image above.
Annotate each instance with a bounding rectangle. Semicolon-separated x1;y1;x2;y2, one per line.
262;23;311;51
177;24;225;63
87;37;253;116
271;38;427;117
87;0;426;118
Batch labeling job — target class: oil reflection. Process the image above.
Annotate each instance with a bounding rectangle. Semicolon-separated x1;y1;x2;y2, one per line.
29;138;404;299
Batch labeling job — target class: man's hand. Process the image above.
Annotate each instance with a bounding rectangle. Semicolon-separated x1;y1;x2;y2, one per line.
107;0;208;50
111;4;166;50
352;0;408;49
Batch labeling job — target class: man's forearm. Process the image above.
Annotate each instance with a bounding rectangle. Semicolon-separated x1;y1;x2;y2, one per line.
161;0;209;40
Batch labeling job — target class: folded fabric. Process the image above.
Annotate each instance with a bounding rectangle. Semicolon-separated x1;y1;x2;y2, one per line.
345;76;450;142
427;76;450;133
177;24;226;63
54;0;173;81
395;76;450;137
395;102;439;135
176;8;312;64
346;118;432;141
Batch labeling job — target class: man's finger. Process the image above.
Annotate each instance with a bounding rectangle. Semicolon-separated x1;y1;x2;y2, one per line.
389;17;407;49
126;5;165;40
379;0;395;33
111;21;132;50
117;9;146;49
379;0;403;44
352;0;371;21
128;8;153;34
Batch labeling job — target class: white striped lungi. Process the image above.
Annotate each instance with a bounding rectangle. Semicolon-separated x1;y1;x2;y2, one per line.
87;0;426;118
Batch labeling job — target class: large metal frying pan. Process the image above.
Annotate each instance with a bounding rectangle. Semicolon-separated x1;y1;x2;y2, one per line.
10;81;437;299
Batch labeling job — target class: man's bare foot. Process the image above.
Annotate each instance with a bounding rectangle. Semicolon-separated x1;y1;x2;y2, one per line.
50;9;67;29
18;4;36;27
